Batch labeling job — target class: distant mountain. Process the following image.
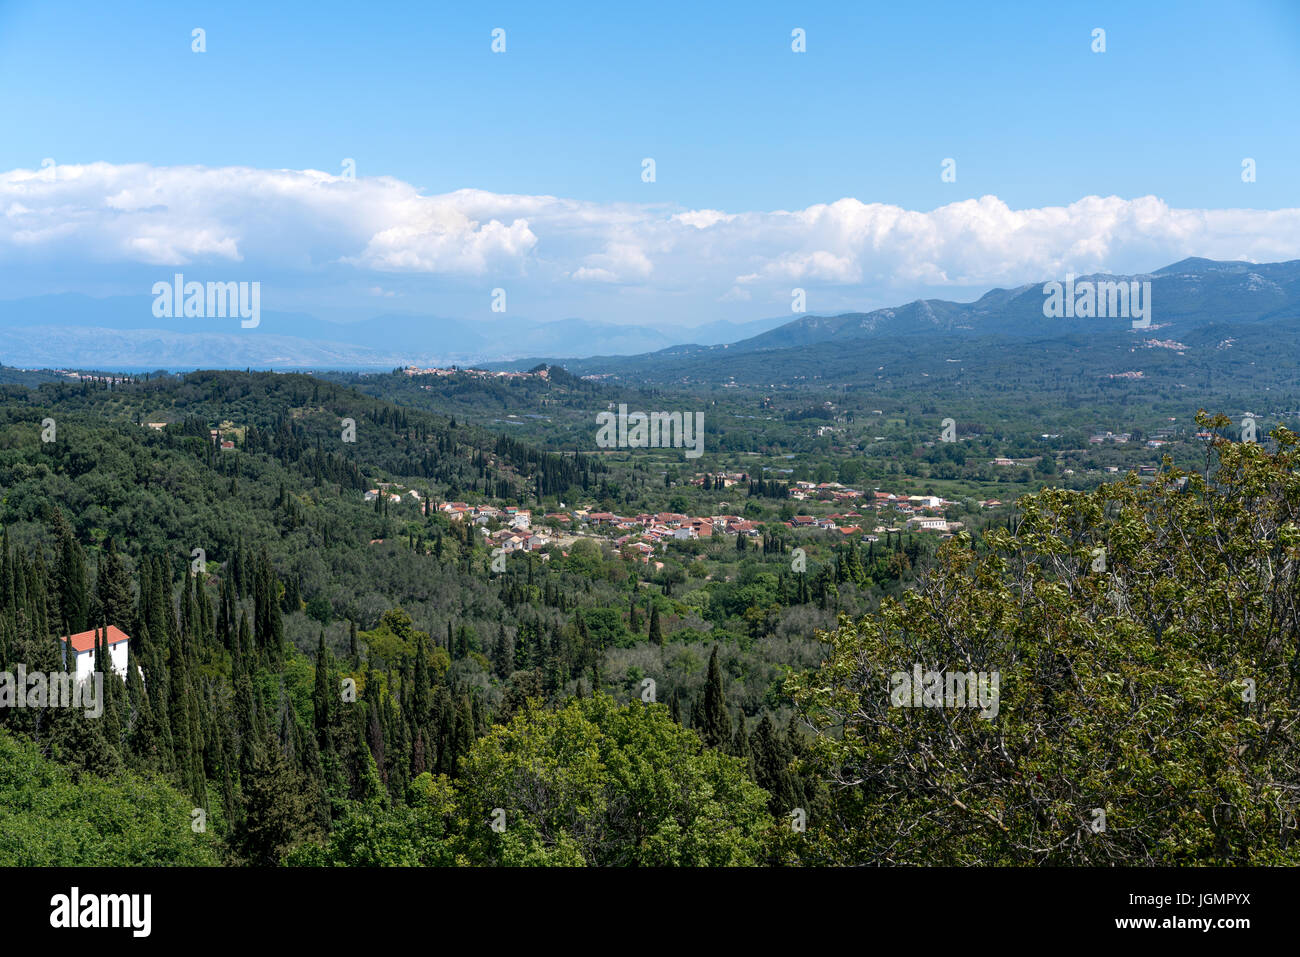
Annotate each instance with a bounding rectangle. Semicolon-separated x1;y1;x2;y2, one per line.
492;257;1300;379
674;314;793;344
3;259;1296;372
0;293;789;369
0;326;402;371
703;258;1300;355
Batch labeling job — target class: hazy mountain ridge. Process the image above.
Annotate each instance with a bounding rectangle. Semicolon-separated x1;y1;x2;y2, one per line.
0;294;789;369
485;257;1300;379
2;259;1297;372
722;258;1300;354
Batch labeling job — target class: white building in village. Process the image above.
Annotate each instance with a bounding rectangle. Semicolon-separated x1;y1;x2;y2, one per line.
59;625;131;681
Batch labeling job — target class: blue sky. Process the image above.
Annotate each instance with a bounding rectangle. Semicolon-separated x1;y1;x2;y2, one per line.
4;0;1297;210
1;0;1298;329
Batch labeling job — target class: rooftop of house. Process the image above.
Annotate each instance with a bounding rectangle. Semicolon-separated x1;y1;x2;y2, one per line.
60;625;130;655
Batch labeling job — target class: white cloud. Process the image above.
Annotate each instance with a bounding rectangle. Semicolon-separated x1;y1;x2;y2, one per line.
571;241;654;283
1;162;1299;322
571;266;619;283
673;209;735;229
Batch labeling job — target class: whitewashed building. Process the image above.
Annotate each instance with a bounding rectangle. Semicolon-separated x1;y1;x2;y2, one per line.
60;625;131;681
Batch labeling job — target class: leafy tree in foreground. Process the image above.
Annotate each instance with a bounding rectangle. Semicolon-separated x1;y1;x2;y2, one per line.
790;414;1300;865
285;772;458;866
289;694;776;866
0;729;219;865
457;694;773;865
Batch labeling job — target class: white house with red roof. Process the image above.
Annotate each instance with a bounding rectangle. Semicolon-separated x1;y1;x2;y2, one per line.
60;625;130;682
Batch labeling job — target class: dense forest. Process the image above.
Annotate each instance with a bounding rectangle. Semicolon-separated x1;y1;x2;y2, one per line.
0;371;854;863
1;371;1295;865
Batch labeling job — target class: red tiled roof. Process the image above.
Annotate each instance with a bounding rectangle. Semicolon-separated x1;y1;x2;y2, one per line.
60;625;130;655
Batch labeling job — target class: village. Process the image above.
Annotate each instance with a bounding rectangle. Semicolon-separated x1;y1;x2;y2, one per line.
363;474;980;567
401;365;549;381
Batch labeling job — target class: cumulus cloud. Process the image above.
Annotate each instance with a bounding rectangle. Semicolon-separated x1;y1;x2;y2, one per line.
571;241;654;283
1;162;1299;322
673;209;735;229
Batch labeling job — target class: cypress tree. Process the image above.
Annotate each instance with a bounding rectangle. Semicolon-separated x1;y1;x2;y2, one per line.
99;624;124;757
236;612;251;673
0;525;13;616
366;698;386;786
349;708;385;804
236;733;317;865
413;636;432;729
412;729;427;778
96;538;132;629
700;646;731;750
125;637;159;769
147;555;172;659
732;709;749;761
312;631;331;743
53;512;89;634
750;715;800;814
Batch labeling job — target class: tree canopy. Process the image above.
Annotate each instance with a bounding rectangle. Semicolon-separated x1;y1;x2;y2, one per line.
790;414;1300;864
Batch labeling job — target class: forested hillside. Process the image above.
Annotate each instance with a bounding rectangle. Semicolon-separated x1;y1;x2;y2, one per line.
1;373;1294;865
0;370;848;863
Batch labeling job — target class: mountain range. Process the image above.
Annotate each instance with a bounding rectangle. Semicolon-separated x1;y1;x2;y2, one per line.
488;257;1300;380
1;258;1298;373
0;294;788;370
